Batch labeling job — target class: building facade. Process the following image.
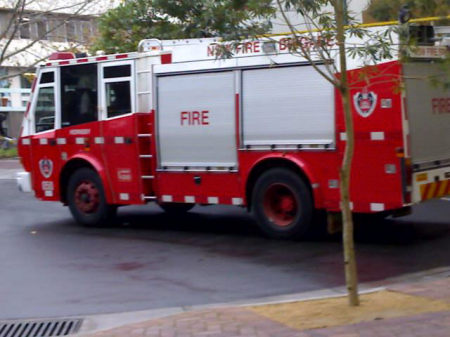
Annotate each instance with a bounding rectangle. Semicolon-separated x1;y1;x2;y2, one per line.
0;0;116;139
270;0;371;34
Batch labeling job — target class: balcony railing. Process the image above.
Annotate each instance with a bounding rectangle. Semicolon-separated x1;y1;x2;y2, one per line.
0;88;32;112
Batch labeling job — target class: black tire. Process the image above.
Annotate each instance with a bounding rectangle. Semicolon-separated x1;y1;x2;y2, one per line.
159;203;195;214
67;168;117;226
251;168;313;239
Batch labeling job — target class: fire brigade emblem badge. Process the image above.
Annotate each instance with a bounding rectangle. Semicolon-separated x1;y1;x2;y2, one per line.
353;89;377;118
39;158;53;178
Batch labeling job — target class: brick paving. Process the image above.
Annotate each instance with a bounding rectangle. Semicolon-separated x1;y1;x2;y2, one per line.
84;277;450;337
388;279;450;303
91;308;299;337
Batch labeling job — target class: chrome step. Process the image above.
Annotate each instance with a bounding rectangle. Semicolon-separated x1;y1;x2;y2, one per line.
141;175;155;179
142;195;157;201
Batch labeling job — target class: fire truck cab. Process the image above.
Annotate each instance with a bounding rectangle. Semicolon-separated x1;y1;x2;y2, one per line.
17;28;450;239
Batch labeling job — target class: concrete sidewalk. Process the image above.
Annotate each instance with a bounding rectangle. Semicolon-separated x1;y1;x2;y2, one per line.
78;277;450;337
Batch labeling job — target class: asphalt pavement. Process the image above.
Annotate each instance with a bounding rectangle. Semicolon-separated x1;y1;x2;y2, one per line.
0;160;449;320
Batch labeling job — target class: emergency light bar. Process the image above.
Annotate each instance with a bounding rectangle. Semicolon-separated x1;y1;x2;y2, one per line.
48;52;75;60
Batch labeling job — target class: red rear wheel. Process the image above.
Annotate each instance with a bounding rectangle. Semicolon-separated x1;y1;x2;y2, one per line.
252;168;313;239
263;183;298;227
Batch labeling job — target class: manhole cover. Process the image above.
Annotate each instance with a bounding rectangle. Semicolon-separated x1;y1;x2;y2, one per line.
0;318;82;337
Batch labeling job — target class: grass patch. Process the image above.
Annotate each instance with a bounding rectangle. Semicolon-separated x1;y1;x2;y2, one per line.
250;290;450;331
0;147;18;158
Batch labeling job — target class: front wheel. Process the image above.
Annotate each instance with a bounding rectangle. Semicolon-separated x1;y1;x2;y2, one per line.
252;168;313;239
67;168;117;226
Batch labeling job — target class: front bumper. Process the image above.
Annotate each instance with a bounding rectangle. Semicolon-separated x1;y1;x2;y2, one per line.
16;171;32;193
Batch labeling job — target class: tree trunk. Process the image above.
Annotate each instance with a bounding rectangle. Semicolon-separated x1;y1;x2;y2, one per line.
335;0;360;307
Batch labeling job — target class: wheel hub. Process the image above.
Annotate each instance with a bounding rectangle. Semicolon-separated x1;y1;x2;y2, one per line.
263;183;298;227
74;181;99;214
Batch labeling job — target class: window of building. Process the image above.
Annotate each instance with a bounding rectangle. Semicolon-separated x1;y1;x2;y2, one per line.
60;63;98;127
81;21;91;43
47;20;57;41
20;75;32;89
19;22;30;39
0;68;8;88
36;21;47;40
66;21;76;42
48;20;66;42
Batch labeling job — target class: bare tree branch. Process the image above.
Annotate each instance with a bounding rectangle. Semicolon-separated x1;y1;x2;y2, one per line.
276;0;338;87
0;0;95;72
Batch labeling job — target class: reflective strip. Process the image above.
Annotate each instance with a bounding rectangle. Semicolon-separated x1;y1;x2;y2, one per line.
420;184;428;200
312;183;320;189
185;196;195;203
94;137;104;144
44;190;53;197
22;138;31;145
328;179;339;189
232;197;243;205
385;164;396;174
370;132;385;141
56;138;66;145
427;182;438;199
39;138;48;145
75;137;85;144
437;180;449;197
114;137;124;144
370;203;385;212
162;195;173;202
207;197;219;204
119;193;130;201
340;132;347;141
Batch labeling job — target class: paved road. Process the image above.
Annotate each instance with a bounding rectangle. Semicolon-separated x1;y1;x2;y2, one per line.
0;163;449;319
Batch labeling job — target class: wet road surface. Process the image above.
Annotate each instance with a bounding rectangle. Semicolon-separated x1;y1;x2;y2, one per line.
0;178;449;319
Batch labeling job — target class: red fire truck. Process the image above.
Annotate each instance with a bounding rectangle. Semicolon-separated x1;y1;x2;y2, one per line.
17;26;450;239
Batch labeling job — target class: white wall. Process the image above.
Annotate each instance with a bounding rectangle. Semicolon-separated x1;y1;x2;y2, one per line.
271;0;371;34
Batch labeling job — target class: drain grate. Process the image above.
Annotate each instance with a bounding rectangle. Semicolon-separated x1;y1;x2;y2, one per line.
0;318;82;337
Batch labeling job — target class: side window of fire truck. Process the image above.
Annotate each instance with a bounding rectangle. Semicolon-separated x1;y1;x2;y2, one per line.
60;63;98;127
102;64;133;118
34;71;56;133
